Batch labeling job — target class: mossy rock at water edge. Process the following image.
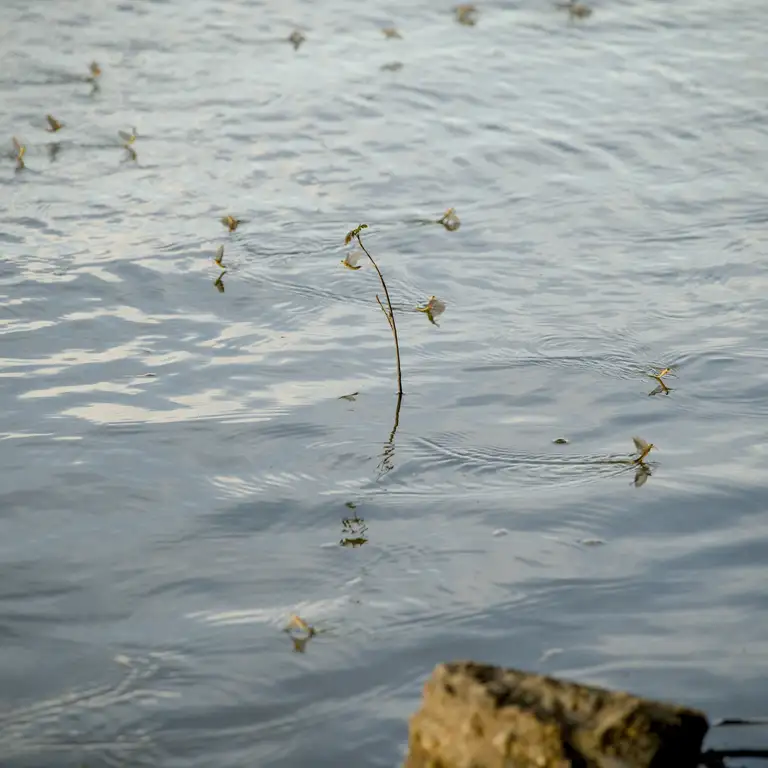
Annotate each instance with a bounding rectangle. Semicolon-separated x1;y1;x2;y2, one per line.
405;661;708;768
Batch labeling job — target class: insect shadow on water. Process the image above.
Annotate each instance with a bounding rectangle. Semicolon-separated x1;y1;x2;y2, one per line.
47;142;61;162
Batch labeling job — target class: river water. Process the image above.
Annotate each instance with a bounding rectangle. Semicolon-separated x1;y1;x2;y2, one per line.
1;0;768;766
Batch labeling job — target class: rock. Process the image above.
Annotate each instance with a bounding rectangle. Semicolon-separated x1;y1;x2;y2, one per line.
404;661;708;768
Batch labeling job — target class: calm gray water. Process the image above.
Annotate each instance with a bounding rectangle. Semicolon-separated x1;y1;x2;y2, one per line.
2;0;768;765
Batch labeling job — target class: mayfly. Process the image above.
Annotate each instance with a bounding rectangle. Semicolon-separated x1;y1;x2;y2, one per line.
46;115;64;132
382;27;402;39
213;272;226;293
285;614;316;636
555;0;592;17
416;295;446;325
284;614;317;653
213;245;226;269
454;4;478;25
288;30;306;50
437;207;461;231
647;366;673;396
88;61;102;80
220;215;240;232
632;436;655;464
118;127;137;146
341;251;363;270
11;137;25;169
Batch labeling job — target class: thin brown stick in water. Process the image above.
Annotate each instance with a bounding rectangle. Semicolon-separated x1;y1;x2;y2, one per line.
346;225;403;396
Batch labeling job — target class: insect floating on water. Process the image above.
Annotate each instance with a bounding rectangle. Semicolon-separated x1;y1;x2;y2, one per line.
213;245;226;269
220;215;240;232
555;0;593;18
11;137;25;170
631;436;655;464
437;207;461;231
647;366;673;396
284;614;317;652
118;128;137;161
288;30;306;50
454;4;478;25
118;127;137;146
46;115;64;133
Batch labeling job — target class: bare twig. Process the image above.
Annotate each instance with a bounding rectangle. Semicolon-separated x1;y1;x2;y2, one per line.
346;225;403;396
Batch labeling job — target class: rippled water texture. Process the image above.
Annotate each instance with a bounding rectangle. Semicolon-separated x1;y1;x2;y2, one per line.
2;0;768;765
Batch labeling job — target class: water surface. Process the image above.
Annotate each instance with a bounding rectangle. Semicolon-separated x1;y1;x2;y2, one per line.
2;0;768;765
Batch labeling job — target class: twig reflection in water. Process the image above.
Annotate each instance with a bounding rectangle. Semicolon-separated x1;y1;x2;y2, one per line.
47;142;61;162
377;392;403;477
